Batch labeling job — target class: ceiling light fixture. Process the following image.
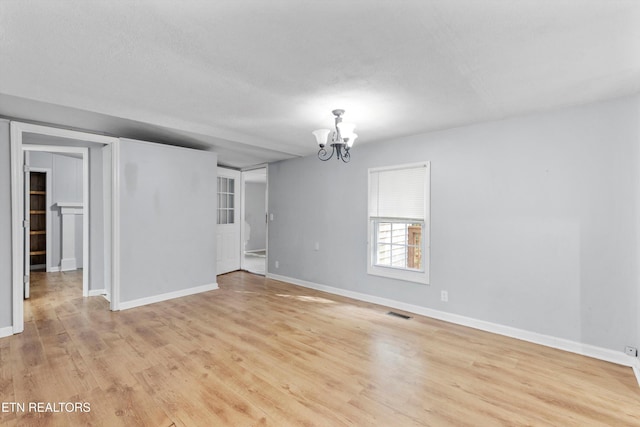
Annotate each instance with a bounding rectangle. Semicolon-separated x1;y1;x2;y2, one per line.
312;109;357;163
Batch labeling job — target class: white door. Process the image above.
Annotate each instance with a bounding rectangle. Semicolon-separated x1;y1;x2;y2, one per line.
23;152;30;299
216;167;241;274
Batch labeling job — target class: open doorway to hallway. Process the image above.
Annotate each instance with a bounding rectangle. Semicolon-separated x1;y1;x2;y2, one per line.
241;167;267;275
26;149;85;275
10;122;119;334
23;144;89;303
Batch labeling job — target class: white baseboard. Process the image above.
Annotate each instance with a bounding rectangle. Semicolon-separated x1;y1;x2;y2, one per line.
0;326;13;338
633;359;640;387
48;266;60;273
118;282;219;311
267;273;635;369
102;294;111;303
88;289;105;297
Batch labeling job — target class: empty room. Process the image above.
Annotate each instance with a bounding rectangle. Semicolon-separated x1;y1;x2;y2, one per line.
0;1;639;425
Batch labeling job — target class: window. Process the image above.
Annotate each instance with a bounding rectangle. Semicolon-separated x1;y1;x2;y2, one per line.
368;162;430;284
217;177;235;224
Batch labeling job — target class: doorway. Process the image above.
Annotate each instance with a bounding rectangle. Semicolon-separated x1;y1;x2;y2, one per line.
23;145;89;299
241;167;267;275
10;121;121;334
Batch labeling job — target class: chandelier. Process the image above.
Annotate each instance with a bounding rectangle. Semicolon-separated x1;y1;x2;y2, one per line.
312;109;358;163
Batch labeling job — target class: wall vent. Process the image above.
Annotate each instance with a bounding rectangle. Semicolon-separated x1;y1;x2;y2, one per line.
387;311;411;319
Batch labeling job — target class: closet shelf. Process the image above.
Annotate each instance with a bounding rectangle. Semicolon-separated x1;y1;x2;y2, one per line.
30;171;47;264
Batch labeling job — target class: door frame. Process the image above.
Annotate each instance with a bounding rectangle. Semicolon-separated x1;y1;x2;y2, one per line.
23;145;89;294
240;165;268;273
10;121;121;334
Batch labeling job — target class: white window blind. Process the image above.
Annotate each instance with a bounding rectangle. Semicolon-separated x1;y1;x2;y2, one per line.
369;165;426;220
367;162;430;285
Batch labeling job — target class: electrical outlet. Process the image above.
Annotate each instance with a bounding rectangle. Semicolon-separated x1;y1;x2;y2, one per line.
625;346;638;357
314;242;320;251
440;291;448;302
269;213;274;221
275;261;279;269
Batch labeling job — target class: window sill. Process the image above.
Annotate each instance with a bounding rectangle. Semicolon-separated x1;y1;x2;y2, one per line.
367;265;429;285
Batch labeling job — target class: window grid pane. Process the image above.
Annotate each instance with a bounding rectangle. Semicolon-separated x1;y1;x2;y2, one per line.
217;177;235;225
374;220;423;272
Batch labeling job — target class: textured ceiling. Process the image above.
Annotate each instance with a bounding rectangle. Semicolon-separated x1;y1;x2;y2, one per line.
1;0;639;168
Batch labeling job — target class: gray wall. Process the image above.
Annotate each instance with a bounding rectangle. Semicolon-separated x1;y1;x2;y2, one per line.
268;94;640;353
0;120;12;329
29;151;83;269
245;182;266;251
119;138;218;302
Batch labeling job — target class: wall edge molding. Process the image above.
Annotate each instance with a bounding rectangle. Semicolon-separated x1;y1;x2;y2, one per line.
633;359;640;388
267;273;635;369
118;283;219;311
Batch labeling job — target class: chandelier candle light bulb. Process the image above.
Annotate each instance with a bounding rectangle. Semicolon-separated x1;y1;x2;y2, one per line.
313;109;357;163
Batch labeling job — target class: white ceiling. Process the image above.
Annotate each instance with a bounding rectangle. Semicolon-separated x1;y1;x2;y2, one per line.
1;0;639;168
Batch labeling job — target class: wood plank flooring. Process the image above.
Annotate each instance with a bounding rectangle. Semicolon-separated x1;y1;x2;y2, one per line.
1;270;639;426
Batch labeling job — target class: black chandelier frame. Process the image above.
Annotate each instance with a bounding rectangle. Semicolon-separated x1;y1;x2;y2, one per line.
317;109;352;163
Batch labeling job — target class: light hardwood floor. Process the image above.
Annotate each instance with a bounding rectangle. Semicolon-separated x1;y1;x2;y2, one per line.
1;270;639;426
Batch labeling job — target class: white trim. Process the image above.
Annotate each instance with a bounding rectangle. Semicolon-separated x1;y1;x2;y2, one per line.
56;202;83;272
10;123;24;333
110;140;121;311
267;273;637;369
0;326;14;339
13;122;118;145
265;164;269;274
56;201;83;214
633;359;640;387
49;266;60;273
240;170;247;271
10;121;119;334
118;283;219;311
88;289;106;297
102;144;113;304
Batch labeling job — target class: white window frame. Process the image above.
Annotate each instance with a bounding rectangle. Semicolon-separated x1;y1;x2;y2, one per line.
367;161;430;285
217;176;236;225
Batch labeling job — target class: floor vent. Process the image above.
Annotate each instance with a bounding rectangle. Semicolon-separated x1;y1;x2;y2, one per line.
387;311;411;319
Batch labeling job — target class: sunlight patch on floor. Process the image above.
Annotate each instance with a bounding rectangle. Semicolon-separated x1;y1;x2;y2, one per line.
275;294;336;304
